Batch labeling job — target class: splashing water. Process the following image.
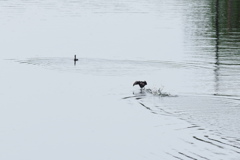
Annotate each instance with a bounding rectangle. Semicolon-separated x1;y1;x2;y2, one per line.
145;87;175;97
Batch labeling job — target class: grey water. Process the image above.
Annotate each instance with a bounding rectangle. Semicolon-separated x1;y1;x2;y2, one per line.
1;0;240;159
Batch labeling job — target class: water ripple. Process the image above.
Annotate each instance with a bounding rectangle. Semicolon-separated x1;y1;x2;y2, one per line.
13;57;214;76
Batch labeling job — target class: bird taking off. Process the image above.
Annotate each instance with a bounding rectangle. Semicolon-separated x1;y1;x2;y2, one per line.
133;81;147;89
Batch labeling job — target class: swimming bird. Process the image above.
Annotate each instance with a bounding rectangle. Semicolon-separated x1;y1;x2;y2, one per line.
74;55;78;65
133;81;147;89
74;55;78;61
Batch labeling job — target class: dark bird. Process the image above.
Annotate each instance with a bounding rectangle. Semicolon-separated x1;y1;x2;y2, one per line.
74;55;78;65
133;81;147;89
74;55;78;61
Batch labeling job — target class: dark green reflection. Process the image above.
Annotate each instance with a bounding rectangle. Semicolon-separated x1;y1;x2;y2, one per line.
212;0;240;95
184;0;240;96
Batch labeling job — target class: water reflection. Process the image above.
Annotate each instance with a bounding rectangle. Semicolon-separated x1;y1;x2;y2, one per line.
183;0;240;97
214;0;220;94
213;0;240;96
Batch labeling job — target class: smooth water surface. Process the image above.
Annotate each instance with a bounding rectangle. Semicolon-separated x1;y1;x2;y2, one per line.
1;0;240;159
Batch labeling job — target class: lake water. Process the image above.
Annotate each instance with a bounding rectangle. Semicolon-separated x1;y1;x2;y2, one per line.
1;0;240;159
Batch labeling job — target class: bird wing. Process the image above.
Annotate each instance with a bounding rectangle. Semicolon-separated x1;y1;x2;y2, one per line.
133;81;139;86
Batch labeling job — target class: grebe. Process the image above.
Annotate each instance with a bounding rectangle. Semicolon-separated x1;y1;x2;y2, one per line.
133;81;147;89
74;55;78;65
74;55;78;61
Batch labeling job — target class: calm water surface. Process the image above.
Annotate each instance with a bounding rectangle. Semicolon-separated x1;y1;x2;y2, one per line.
1;0;240;159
